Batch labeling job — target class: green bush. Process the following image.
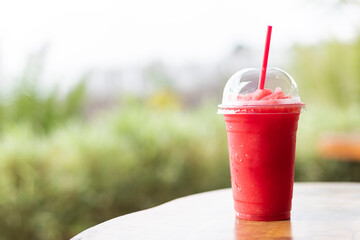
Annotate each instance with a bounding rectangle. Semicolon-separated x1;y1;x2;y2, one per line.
0;50;87;134
291;34;360;181
291;35;360;106
295;104;360;181
1;100;360;239
0;103;230;240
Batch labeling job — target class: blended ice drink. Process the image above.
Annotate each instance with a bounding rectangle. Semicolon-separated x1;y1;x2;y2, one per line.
218;68;305;221
218;26;305;221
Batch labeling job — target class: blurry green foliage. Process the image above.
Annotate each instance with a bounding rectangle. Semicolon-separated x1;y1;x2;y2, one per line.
291;35;360;181
0;103;230;240
4;79;86;134
0;99;360;240
2;36;360;239
291;35;360;180
292;35;360;107
295;104;360;181
0;50;86;134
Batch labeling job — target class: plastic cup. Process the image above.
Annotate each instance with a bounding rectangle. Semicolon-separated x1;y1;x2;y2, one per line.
218;68;305;221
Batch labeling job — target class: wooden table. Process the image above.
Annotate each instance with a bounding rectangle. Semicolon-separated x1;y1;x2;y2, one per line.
72;183;360;240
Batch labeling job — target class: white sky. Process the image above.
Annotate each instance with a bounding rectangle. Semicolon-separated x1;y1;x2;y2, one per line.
0;0;359;90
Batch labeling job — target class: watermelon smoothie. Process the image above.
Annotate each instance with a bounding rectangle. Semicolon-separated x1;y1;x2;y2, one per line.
218;68;305;221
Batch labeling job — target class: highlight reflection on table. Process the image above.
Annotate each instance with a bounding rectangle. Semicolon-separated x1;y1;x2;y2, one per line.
235;218;292;239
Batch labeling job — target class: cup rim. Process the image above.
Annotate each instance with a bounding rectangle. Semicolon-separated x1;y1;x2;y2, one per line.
217;103;306;114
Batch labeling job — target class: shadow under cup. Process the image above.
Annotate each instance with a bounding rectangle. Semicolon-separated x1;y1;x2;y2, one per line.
223;105;302;221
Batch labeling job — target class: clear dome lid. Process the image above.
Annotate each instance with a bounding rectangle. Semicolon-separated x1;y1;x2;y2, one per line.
218;67;303;112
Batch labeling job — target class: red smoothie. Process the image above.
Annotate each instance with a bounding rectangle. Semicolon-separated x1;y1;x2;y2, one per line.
222;88;304;221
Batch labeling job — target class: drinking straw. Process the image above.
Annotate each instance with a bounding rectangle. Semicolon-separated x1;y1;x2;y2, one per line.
258;25;272;90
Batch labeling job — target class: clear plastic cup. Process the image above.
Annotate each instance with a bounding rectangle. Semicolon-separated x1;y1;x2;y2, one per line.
218;68;305;221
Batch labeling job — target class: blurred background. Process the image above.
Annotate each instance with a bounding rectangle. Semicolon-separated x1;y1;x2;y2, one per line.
0;0;360;239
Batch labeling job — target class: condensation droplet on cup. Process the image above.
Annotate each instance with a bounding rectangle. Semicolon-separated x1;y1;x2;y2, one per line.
234;181;242;192
231;145;234;148
229;125;233;129
245;154;248;157
240;145;243;147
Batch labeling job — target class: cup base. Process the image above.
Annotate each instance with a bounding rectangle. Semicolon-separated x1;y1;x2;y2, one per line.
235;211;290;221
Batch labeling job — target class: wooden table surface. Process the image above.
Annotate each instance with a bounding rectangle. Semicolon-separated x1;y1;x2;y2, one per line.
72;183;360;240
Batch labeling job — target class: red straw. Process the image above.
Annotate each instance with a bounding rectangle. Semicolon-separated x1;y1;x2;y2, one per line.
258;25;272;90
